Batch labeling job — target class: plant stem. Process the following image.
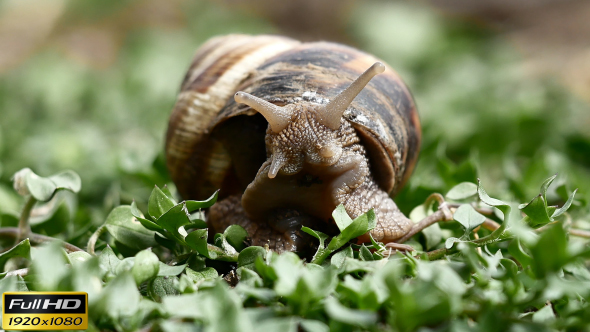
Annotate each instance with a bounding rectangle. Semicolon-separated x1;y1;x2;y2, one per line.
473;231;483;255
397;204;454;244
447;203;494;216
482;218;501;231
569;228;590;238
425;247;455;260
384;242;414;252
425;230;512;260
425;224;590;261
87;225;107;255
17;196;36;243
0;227;83;253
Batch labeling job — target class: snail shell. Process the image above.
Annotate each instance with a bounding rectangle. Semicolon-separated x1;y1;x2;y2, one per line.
166;34;421;252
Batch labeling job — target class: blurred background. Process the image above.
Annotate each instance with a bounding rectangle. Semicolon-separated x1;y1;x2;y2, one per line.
0;0;589;241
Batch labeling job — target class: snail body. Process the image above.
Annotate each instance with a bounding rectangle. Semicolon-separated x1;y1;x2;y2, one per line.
166;35;421;252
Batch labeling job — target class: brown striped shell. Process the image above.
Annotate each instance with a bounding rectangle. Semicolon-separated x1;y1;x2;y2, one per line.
166;34;421;209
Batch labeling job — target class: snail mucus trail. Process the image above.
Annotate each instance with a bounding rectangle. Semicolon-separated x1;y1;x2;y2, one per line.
208;62;413;253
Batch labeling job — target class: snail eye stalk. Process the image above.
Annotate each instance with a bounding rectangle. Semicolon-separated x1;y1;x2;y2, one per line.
234;92;292;133
320;62;385;130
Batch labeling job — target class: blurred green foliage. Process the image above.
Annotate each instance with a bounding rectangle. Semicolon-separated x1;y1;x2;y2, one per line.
0;174;586;331
0;0;590;331
1;1;588;216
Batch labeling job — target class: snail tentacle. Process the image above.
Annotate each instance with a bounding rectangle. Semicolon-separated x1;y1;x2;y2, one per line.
320;62;385;130
234;91;292;133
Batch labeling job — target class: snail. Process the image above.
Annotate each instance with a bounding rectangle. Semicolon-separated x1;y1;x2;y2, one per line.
166;35;421;252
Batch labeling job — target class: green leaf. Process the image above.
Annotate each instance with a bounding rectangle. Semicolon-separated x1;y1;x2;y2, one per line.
507;238;533;268
368;233;386;253
446;182;478;200
256;318;298;332
148;185;177;220
532;304;556;324
162;293;204;319
0;239;30;271
98;245;121;277
185;267;218;283
184;190;218;213
331;246;354;268
12;168;81;202
324;296;377;328
48;170;82;194
539;174;558;203
477;179;511;240
149;276;180;302
30;241;68;290
115;257;135;275
299;319;329;332
309;207;376;265
332;204;353;232
132;248;160;285
563;262;590;281
477;179;510;216
154;233;176;251
155;203;191;244
212;234;239;260
157;320;198;332
130;200;163;232
104;206;157;250
17;168;55;201
185;228;209;256
67;251;92;266
301;226;330;262
29;195;71;233
520;194;552;228
301;226;329;246
365;209;377;231
224;225;248;252
0;275;28;296
552;188;577;218
237;268;263;288
255;256;278;282
157;263;186;276
359;244;374;261
187;215;208;229
329;210;374;251
238;246;266;270
185;230;238;262
422;223;442;250
176;274;196;293
445;237;461;250
530;224;569;277
160;185;174;199
519;175;576;227
453;204;486;234
95;272;141;319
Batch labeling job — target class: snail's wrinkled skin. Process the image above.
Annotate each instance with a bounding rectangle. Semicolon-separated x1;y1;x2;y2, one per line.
166;35;421;252
210;80;412;251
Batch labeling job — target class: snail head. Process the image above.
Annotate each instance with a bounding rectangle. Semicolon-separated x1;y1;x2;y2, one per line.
234;62;385;179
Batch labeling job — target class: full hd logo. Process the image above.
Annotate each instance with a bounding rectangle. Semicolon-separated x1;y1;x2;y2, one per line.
2;292;88;330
